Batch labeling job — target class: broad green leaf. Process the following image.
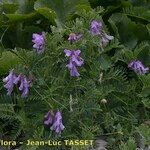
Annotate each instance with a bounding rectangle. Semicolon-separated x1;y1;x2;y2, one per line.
108;19;120;38
99;54;112;71
34;7;56;24
0;51;21;75
75;4;92;12
16;25;43;49
5;12;38;22
0;3;18;13
34;0;90;23
16;0;35;14
110;13;149;48
123;6;150;24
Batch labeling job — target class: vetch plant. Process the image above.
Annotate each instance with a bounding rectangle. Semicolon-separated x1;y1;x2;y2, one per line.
32;32;45;54
64;49;84;77
44;110;54;126
90;20;114;47
3;69;17;96
44;110;65;135
128;60;149;75
50;110;65;135
0;6;149;150
17;75;30;98
3;69;31;98
90;20;102;35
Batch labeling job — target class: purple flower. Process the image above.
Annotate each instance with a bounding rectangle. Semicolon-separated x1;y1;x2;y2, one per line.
64;49;84;77
90;20;114;46
101;33;114;47
3;69;17;95
68;64;80;77
32;32;45;54
90;20;102;35
68;33;82;43
3;70;31;98
128;60;149;75
44;110;54;126
14;74;21;84
18;75;30;98
50;110;65;134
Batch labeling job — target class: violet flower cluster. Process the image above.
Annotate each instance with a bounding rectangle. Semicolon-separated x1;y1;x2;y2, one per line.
90;20;114;46
128;60;149;75
44;110;65;134
3;70;30;98
90;20;102;35
64;20;114;76
64;49;84;77
32;32;45;54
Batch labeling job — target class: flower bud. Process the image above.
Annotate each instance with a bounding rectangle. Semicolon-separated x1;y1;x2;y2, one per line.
101;99;107;104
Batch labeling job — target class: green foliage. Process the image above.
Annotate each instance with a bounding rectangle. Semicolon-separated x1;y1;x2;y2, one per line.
0;1;150;150
0;0;149;50
119;124;150;150
0;0;90;49
34;0;90;23
119;137;137;150
0;51;21;75
136;124;150;146
109;14;149;48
